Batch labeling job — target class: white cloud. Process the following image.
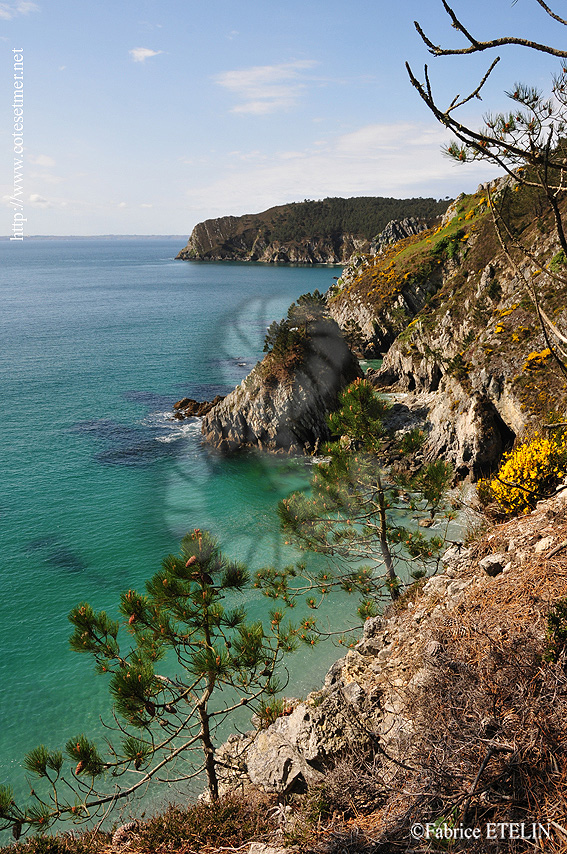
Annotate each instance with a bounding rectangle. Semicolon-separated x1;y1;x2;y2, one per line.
182;121;500;216
0;0;38;18
129;47;162;63
29;194;51;208
29;154;55;167
215;60;318;115
29;154;61;185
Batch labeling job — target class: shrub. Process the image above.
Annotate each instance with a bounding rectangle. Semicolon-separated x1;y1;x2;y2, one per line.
486;276;502;300
481;432;567;515
256;697;287;729
398;428;425;454
549;249;566;273
544;597;567;663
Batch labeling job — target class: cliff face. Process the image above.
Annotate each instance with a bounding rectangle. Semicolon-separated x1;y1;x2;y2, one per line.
328;183;567;480
176;197;448;264
178;219;368;264
213;486;567;850
201;314;362;454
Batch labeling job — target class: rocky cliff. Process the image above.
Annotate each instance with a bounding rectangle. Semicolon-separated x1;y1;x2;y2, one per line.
201;305;362;454
328;181;567;481
176;197;448;264
178;221;368;264
211;486;567;851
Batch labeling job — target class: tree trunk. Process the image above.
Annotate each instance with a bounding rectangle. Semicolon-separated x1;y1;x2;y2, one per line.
376;473;400;600
198;694;219;801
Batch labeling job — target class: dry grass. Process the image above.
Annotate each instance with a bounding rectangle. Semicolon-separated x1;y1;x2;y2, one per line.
290;508;567;852
0;793;277;854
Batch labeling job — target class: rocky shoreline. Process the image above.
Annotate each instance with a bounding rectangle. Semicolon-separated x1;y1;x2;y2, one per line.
172;395;225;419
208;484;567;851
200;314;362;455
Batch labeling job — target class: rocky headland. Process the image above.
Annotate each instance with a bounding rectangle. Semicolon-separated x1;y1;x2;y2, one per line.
176;197;448;264
188;178;567;482
193;180;567;481
201;304;362;454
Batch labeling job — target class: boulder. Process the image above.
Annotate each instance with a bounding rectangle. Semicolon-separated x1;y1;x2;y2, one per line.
246;730;323;794
173;395;225;419
479;553;507;576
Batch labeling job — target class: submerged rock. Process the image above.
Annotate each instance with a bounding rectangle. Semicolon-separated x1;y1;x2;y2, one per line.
172;395;225;419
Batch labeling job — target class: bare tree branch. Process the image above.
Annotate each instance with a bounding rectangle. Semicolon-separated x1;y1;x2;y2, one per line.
535;0;567;26
414;0;567;58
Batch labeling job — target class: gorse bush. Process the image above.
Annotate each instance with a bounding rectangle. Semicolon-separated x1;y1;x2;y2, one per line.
479;432;567;515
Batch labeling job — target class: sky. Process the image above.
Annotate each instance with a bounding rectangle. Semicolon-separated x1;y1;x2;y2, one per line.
0;0;565;235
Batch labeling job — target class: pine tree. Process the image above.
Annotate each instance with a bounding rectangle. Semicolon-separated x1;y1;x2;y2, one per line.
0;531;296;836
263;379;453;613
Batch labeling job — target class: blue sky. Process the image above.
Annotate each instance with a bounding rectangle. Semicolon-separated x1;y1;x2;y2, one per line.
1;0;565;235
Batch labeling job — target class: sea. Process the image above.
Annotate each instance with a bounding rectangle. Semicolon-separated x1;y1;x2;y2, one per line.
0;237;359;821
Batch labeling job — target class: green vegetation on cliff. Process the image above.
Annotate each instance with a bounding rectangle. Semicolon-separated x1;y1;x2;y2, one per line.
260;196;449;243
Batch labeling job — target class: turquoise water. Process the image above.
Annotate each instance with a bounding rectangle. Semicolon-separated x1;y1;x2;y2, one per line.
0;239;347;813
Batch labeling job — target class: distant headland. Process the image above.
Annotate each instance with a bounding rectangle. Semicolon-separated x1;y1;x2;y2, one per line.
176;196;449;264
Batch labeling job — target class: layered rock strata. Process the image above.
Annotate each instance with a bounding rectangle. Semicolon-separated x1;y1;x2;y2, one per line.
329;184;567;479
201;317;362;454
177;219;368;264
369;216;426;253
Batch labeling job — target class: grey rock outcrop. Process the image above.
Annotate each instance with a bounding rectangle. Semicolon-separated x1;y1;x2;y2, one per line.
378;383;515;482
215;621;384;797
201;316;362;454
370;216;426;253
330;264;445;357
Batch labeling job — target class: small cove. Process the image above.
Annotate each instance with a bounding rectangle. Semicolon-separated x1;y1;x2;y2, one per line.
0;239;463;823
0;240;358;816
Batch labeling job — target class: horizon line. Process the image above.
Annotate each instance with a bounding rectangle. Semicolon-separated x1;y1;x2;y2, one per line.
1;234;188;239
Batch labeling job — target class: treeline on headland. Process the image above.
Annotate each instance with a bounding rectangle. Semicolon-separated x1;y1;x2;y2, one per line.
264;196;450;242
